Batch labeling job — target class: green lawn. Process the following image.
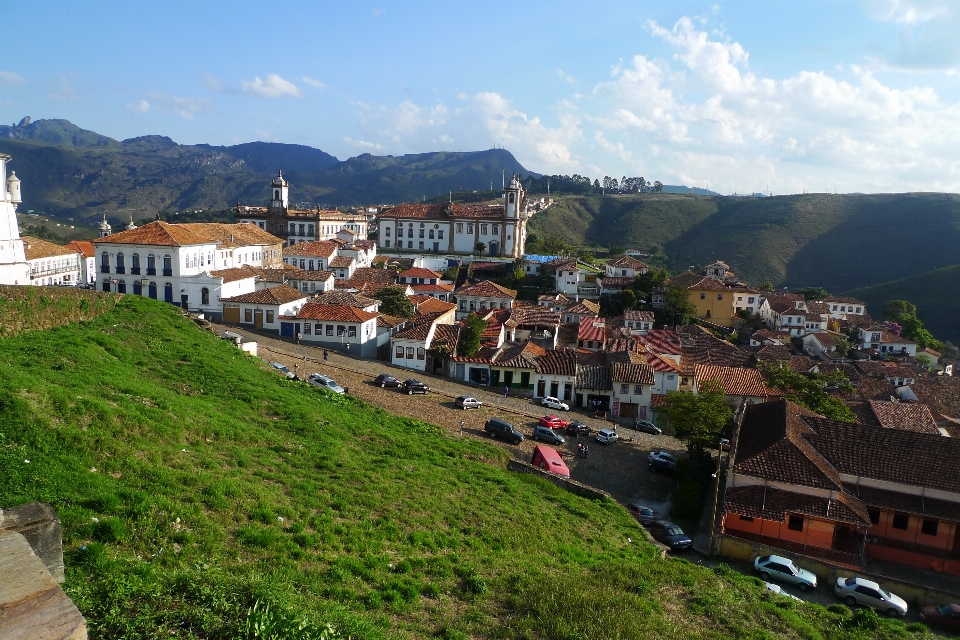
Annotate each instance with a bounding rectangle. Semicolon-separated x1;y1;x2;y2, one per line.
0;296;936;638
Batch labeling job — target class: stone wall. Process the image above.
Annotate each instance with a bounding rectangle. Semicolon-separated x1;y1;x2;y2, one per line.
507;459;611;501
0;502;64;582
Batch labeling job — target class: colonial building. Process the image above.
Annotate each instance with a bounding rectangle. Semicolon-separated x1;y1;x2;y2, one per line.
65;240;96;286
453;280;517;320
0;153;29;285
21;236;83;286
377;175;529;258
235;171;368;246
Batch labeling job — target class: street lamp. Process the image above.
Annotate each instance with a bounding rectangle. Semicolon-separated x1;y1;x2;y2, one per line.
707;437;730;556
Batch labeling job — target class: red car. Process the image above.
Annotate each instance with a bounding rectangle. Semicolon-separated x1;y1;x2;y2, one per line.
538;415;569;430
920;604;960;631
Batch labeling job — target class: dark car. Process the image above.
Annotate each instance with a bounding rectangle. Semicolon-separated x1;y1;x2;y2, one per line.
920;604;960;632
649;455;677;474
648;520;692;552
484;418;524;444
375;373;403;388
626;502;657;527
403;379;430;395
532;425;565;445
634;420;662;435
566;421;592;437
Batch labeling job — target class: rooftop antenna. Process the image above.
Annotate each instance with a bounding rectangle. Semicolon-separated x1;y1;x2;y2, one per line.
502;170;505;190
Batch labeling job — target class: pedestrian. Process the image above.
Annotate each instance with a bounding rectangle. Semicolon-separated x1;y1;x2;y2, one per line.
323;350;328;362
577;442;584;458
296;332;302;345
584;445;589;459
460;419;465;435
503;385;509;398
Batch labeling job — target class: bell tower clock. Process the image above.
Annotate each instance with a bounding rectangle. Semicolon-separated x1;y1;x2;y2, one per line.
270;170;289;210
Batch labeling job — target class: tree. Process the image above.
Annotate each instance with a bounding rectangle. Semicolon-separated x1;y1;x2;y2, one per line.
622;289;637;311
632;268;668;304
758;361;855;421
795;287;830;301
474;241;486;256
664;381;732;459
883;300;917;322
759;281;774;292
376;285;414;319
579;252;596;265
653;181;663;193
834;336;850;358
914;353;932;371
664;283;696;326
593;178;601;190
457;313;488;356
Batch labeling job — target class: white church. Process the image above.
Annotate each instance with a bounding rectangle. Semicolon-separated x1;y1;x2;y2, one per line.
0;153;29;285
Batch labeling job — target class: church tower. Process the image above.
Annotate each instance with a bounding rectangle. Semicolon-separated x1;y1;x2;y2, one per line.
503;174;528;258
0;153;29;285
270;170;289;211
98;213;113;238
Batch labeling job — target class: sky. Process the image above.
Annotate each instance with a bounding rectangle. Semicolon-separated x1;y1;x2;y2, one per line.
4;0;960;194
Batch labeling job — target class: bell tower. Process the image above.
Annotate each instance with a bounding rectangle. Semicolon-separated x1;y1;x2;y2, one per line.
0;153;29;284
270;170;289;210
505;173;523;219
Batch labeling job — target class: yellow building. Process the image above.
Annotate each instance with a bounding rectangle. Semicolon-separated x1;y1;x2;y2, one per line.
671;269;759;328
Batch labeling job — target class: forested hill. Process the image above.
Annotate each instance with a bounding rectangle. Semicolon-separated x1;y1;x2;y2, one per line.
0;118;529;219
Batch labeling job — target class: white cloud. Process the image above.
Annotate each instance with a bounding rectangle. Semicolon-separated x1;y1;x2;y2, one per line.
556;68;575;84
255;130;280;142
126;100;151;112
595;131;632;162
867;0;948;23
302;76;326;89
344;136;383;151
241;74;303;99
0;71;26;85
145;92;214;120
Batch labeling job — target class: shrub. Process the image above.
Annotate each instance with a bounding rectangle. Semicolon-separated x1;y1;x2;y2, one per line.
465;574;487;595
92;518;128;543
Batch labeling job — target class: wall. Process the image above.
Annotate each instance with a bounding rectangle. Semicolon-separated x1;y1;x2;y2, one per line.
869;510;955;550
689;289;735;326
507;459;610;501
533;373;574;401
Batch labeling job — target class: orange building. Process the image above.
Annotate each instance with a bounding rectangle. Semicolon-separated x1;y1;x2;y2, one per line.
721;400;960;575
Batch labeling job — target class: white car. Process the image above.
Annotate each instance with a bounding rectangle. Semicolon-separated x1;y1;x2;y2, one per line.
307;373;345;394
834;576;907;617
269;362;296;379
648;451;677;465
764;582;802;601
541;396;569;411
754;554;817;591
596;428;618;444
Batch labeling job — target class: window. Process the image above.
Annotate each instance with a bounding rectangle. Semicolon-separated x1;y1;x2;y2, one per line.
892;513;909;530
717;293;723;300
304;323;311;335
492;225;498;234
419;229;424;238
428;230;434;239
115;252;125;273
163;255;172;276
467;224;474;234
348;326;357;338
417;348;425;360
201;288;209;305
309;260;315;270
244;309;253;322
326;325;334;336
456;223;463;233
408;241;413;249
397;227;403;238
700;292;706;299
634;385;643;395
384;240;390;248
481;224;488;235
385;227;391;236
460;301;466;310
438;230;444;239
337;325;346;337
787;516;804;532
396;346;404;359
469;301;476;310
419;241;424;250
308;224;314;236
509;192;515;203
100;252;110;272
748;297;755;303
622;269;628;276
266;310;274;323
406;347;414;359
620;384;629;394
922;518;939;536
868;509;880;525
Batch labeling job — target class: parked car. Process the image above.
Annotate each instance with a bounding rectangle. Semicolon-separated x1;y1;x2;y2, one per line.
648;450;677;464
269;362;296;379
484;418;524;444
541;396;570;411
538;415;569;430
634;420;662;435
374;373;403;388
403;379;430;395
625;502;657;527
834;576;907;617
648;452;677;474
754;555;817;591
764;582;802;602
920;604;960;632
307;373;345;394
596;428;618;444
530;445;570;477
532;425;565;445
566;421;592;437
455;396;483;410
648;520;692;552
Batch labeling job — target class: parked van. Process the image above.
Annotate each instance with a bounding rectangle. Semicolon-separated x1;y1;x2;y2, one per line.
530;445;570;477
596;429;618;445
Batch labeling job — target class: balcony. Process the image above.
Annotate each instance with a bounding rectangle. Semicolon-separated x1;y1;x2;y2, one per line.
162;269;173;277
100;266;110;274
130;267;141;275
115;266;125;274
146;268;156;276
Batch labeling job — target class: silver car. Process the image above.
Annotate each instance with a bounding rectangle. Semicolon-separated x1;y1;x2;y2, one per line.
269;362;296;379
307;373;345;394
754;554;817;591
834;576;907;617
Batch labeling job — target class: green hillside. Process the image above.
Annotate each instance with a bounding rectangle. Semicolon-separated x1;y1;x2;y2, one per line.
847;264;960;345
0;296;922;638
528;193;960;294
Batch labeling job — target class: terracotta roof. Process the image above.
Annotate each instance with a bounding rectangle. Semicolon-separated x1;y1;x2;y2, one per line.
609;255;648;270
848;400;940;434
724;485;870;526
806;301;831;315
752;345;793;365
285;269;335;282
681;329;751;368
563;300;601;316
21;236;80;260
578;317;606;342
641;352;684;373
577;365;612;390
909;377;960;418
558;322;579;344
493;341;546;369
64;239;95;258
624;310;655;323
769;299;803;314
413;297;457;316
294;303;378;323
880;331;916;345
377;314;406;329
97;221;283;248
599;276;634;288
283;240;339;258
823;296;866;305
534;348;578;376
432;324;462;351
611;362;655;385
182;223;283;248
399;267;442;279
803;311;825;321
209;267;258;283
452;345;499;364
380;202;507;220
329;256;355;269
538;293;570;304
348;268;397;284
651;393;669;408
392;323;433;341
455;280;517;299
808;332;836;347
410;282;454;293
635;329;683;356
696;365;779;397
222;284;307;305
509;306;561;327
312;290;380;309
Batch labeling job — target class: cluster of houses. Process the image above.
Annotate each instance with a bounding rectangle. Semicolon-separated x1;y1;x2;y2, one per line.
5;158;960;582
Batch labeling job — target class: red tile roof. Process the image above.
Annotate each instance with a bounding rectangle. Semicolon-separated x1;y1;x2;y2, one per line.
209;267;258;284
97;221;282;248
411;282;454;293
221;284;308;305
624;310;655;322
329;256;355;268
21;236;80;260
611;362;655;385
695;364;780;397
609;255;649;270
399;267;442;279
493;341;546;369
578;317;606;342
294;303;378;323
725;485;870;526
455;280;517;299
283;240;339;258
380;202;505;220
64;239;95;258
534;348;578;376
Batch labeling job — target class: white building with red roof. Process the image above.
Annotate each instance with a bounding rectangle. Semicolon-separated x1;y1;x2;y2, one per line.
377;175;528;258
453;280;517;320
65;239;96;285
286;302;380;358
221;284;310;333
21;236;83;287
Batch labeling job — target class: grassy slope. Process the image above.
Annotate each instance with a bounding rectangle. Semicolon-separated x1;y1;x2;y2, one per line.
0;297;931;639
846;264;960;345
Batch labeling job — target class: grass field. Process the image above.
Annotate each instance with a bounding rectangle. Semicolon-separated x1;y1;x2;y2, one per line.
0;296;938;638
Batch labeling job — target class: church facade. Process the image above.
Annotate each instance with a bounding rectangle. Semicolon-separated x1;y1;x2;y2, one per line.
235;171;367;246
376;175;529;259
0;153;29;285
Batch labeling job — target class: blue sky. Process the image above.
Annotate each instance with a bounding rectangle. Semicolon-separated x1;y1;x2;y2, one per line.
3;0;960;193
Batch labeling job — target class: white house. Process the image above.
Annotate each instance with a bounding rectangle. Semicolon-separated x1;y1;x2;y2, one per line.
283;240;339;271
857;325;918;357
454;280;517;320
329;256;357;280
21;236;82;286
397;267;454;301
767;298;809;336
822;296;866;319
285;269;335;295
65;240;96;286
191;267;258;319
288;303;380;358
641;352;683;395
391;322;436;372
562;299;600;325
532;349;577;402
221;284;309;332
610;362;655;421
336;239;377;268
547;258;600;297
623;310;655;335
802;332;838;358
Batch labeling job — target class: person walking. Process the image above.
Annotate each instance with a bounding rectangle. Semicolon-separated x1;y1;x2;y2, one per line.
577;442;584;458
460;419;465;435
503;385;509;398
323;350;328;362
584;445;590;459
296;332;302;345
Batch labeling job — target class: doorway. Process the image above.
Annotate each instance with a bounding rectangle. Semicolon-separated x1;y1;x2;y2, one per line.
254;310;264;329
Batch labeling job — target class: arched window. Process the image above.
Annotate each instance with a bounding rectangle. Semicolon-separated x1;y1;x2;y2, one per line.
100;252;109;273
116;252;125;273
117;279;126;293
146;254;156;275
163;282;173;303
131;253;140;274
509;192;515;203
201;288;210;305
162;254;172;276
